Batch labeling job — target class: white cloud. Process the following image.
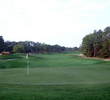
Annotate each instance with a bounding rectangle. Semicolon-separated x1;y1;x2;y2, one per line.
0;0;110;47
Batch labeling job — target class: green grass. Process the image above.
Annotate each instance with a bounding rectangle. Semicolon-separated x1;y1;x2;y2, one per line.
0;52;110;100
1;84;110;100
0;52;109;68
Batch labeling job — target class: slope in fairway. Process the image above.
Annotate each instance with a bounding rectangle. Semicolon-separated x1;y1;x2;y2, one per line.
0;52;110;100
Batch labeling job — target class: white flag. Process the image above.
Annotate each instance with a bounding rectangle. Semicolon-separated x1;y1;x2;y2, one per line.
26;54;28;59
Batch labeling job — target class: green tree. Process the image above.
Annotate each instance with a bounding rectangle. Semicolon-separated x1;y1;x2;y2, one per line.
98;40;110;58
104;26;110;33
0;36;5;52
82;27;110;58
13;44;25;53
82;34;95;57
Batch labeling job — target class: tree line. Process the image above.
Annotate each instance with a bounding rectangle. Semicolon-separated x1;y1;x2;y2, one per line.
0;36;78;54
82;26;110;58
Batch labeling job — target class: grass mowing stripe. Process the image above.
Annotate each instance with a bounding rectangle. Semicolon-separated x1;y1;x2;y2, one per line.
0;52;110;100
0;84;110;100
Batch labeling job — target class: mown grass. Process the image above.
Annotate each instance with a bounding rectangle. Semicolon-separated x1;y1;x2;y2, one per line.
0;52;110;100
0;53;26;68
0;84;110;100
0;52;109;68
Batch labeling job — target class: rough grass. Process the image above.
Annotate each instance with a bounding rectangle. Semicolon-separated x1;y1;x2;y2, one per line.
0;52;110;100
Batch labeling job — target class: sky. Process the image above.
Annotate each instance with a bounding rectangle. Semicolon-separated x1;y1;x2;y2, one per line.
0;0;110;47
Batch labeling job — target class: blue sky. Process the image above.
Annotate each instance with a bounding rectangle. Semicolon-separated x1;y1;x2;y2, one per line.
0;0;110;47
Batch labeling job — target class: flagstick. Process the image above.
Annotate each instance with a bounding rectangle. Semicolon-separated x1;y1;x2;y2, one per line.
26;53;29;75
